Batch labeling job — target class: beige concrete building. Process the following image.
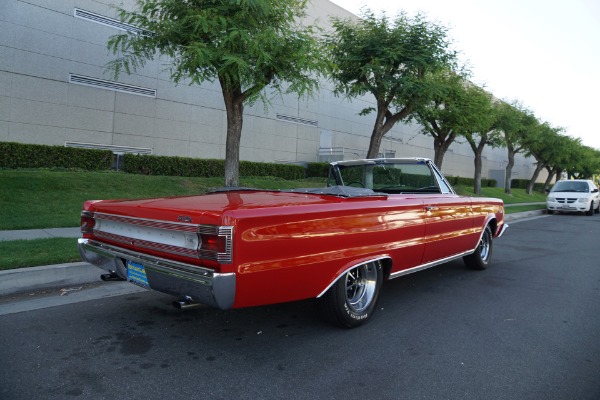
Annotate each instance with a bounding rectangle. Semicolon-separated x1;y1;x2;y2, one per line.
0;0;538;184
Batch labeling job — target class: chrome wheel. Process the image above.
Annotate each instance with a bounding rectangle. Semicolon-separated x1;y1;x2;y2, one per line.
345;263;378;313
320;261;383;328
463;226;493;270
478;230;491;262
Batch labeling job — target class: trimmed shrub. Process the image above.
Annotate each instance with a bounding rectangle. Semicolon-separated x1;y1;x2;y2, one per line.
123;153;305;180
0;141;112;170
306;162;330;178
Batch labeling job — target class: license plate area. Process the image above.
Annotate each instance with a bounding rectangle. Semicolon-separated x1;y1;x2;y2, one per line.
127;260;150;289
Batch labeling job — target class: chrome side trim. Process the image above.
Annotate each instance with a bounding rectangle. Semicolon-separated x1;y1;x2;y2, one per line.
78;238;236;309
316;256;389;298
389;250;473;280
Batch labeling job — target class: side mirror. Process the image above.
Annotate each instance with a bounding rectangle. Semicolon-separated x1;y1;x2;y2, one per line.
593;188;599;193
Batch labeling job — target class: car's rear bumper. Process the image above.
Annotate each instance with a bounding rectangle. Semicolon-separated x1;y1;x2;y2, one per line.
78;238;235;309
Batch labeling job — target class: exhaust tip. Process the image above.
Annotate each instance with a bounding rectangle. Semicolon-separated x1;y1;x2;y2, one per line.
172;296;201;310
100;272;123;281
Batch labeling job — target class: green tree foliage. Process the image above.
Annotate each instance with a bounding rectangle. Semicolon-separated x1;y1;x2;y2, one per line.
412;72;499;181
107;0;326;186
326;10;458;158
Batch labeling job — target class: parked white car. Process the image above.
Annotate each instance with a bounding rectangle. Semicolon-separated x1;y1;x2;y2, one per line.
546;179;600;215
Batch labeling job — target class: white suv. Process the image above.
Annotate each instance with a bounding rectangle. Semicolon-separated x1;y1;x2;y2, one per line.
546;179;600;215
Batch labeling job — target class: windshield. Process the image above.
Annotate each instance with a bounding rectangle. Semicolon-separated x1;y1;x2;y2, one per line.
328;160;444;194
551;181;590;193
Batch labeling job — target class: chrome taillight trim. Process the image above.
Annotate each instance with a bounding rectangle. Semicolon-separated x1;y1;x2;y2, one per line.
80;210;95;234
84;212;234;264
216;226;234;264
94;212;199;232
93;230;199;258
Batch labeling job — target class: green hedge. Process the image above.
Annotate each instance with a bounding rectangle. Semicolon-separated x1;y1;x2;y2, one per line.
447;176;497;188
123;153;306;180
511;178;545;191
0;141;113;170
306;162;330;178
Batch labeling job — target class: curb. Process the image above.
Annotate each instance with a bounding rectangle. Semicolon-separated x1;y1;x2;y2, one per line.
504;209;545;222
0;210;546;298
0;262;101;297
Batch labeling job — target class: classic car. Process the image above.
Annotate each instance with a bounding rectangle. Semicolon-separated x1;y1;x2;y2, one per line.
78;158;507;328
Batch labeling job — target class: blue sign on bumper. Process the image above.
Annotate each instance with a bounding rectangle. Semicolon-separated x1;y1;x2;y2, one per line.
127;260;150;289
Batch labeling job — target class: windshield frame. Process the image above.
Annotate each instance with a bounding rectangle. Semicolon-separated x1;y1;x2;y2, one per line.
327;158;455;195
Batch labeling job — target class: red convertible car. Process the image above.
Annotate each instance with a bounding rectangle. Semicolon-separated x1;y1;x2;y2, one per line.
78;158;507;327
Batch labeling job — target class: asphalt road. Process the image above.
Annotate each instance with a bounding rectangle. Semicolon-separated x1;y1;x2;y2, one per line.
1;214;599;400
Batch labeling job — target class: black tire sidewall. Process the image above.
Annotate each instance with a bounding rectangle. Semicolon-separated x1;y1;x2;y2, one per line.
328;262;383;328
465;226;493;270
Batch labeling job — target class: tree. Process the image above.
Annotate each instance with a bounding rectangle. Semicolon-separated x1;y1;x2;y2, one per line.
521;123;564;194
496;101;538;194
107;0;326;187
462;90;504;194
412;72;499;178
326;9;458;158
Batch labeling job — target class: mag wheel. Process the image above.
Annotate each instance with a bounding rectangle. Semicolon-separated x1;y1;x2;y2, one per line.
463;226;493;270
321;261;383;328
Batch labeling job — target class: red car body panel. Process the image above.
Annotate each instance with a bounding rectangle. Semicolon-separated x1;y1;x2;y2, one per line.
81;189;505;309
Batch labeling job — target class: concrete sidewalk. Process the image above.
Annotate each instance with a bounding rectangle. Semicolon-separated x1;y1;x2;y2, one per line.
0;227;81;241
0;209;546;298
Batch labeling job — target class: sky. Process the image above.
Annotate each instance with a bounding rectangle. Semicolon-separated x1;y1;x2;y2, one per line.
329;0;600;149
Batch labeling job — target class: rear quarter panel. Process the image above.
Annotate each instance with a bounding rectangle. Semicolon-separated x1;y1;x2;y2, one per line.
225;196;427;308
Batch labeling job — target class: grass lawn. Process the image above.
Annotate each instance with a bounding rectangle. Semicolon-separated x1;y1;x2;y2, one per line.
0;238;80;271
0;169;325;230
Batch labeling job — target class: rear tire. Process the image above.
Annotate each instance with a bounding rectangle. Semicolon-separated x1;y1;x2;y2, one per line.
320;261;383;328
463;226;493;270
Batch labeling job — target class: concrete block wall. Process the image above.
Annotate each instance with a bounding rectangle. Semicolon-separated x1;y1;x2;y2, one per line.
0;0;541;182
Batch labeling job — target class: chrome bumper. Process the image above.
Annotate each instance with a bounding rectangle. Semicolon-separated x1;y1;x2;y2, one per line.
497;222;509;238
78;238;235;309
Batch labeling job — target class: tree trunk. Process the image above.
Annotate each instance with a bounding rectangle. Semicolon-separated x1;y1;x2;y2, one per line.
221;85;244;187
473;147;484;195
432;131;456;170
526;161;545;194
543;167;555;192
466;135;487;195
367;107;388;159
367;103;411;158
504;146;515;195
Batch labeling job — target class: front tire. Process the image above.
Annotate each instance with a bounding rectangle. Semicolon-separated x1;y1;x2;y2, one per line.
586;203;594;216
320;261;383;328
463;226;493;270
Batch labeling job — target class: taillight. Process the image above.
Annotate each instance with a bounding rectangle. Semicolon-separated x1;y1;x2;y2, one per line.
81;211;95;234
199;234;225;253
198;226;233;263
